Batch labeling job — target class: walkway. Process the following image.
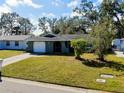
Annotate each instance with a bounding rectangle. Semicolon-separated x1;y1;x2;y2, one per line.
3;53;33;66
114;51;124;57
0;77;110;93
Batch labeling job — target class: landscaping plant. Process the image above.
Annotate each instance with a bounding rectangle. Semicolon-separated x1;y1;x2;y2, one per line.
91;17;115;61
71;38;87;59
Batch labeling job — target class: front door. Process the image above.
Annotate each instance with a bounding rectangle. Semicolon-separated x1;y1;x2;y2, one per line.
53;42;61;53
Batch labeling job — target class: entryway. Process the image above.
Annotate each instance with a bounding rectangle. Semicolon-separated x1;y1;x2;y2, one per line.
53;42;61;53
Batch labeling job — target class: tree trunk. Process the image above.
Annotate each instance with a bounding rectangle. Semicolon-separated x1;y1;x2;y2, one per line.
24;24;27;35
74;49;82;60
98;54;104;61
75;55;81;59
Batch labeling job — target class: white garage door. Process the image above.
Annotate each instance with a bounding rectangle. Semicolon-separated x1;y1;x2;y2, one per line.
33;42;46;53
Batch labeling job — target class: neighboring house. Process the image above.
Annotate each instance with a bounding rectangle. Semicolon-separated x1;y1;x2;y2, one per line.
0;35;32;50
112;38;124;51
0;34;88;54
27;33;87;54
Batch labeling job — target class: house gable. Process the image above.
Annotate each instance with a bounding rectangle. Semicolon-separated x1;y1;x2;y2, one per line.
41;33;57;38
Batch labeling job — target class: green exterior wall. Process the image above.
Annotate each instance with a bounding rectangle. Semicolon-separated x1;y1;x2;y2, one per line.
27;41;70;54
45;41;70;54
46;41;54;54
61;41;69;54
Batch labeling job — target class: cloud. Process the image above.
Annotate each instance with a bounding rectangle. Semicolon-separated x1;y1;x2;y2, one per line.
52;0;66;7
28;14;38;25
0;0;43;17
67;0;79;8
41;12;56;18
93;0;103;6
5;0;43;8
0;4;12;16
5;0;22;7
24;0;43;8
52;0;80;8
62;13;70;17
62;11;82;18
98;0;103;3
70;11;82;17
52;0;59;6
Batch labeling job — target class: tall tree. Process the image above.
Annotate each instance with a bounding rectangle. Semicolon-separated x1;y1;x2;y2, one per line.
100;0;124;38
38;17;50;34
76;0;99;28
19;17;33;35
91;17;116;61
47;18;58;34
0;12;33;35
0;12;19;35
54;17;87;34
77;0;124;37
38;16;88;34
56;17;68;34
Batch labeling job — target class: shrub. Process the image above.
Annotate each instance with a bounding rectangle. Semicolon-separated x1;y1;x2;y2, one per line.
71;38;87;59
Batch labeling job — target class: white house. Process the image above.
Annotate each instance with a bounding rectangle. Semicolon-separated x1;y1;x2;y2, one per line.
0;35;32;50
112;38;124;51
0;34;87;54
0;34;123;54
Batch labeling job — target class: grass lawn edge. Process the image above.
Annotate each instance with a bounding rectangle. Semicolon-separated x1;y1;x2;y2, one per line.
2;54;124;93
2;75;119;93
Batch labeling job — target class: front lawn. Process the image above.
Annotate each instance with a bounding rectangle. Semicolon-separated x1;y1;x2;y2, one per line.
0;50;25;59
2;53;124;92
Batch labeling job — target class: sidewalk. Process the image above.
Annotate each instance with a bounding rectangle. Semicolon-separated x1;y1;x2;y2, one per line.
3;53;33;66
0;77;110;93
114;51;124;57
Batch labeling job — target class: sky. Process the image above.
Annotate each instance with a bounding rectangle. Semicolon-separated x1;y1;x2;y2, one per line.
0;0;103;24
0;0;102;35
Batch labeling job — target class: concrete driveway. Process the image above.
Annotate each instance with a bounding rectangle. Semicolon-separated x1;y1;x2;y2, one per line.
0;77;109;93
3;53;33;66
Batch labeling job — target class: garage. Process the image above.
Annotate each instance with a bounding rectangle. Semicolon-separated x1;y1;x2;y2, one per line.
33;42;46;53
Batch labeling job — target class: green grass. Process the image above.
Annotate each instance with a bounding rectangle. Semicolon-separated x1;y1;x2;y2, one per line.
2;53;124;92
0;50;25;59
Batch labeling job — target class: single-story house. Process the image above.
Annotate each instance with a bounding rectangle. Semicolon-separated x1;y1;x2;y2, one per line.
0;33;88;54
27;33;87;54
0;35;32;50
112;38;124;51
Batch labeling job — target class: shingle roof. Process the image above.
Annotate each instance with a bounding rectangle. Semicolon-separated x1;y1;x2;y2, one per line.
28;34;88;42
0;35;32;41
61;34;88;41
0;34;89;41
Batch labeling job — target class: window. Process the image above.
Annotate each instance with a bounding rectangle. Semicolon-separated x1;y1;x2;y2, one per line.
6;41;10;46
15;41;19;46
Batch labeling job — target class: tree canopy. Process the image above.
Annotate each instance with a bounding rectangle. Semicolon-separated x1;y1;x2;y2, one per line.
91;17;116;60
0;12;33;35
38;16;88;34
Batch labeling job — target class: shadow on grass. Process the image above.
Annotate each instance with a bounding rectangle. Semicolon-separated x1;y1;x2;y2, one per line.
80;58;124;71
30;52;75;56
